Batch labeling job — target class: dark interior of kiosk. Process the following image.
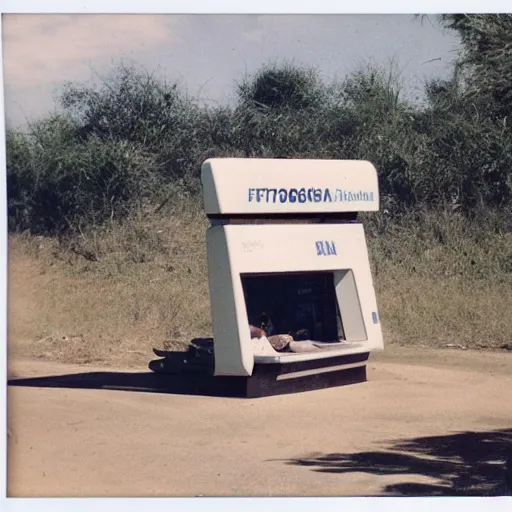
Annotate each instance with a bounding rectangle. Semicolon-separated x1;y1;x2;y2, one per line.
241;271;345;343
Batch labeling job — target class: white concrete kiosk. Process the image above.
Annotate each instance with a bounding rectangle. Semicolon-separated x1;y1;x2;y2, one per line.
196;157;383;396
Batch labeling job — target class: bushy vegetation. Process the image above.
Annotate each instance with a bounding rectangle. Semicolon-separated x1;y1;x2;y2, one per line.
6;14;512;236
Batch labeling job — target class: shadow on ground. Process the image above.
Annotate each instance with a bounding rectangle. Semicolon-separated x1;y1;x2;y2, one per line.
277;429;512;496
7;370;249;398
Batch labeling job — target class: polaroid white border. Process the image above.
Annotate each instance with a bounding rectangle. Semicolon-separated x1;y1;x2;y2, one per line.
1;2;510;512
0;1;509;14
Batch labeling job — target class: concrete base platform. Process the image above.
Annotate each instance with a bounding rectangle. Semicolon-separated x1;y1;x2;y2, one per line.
148;351;369;398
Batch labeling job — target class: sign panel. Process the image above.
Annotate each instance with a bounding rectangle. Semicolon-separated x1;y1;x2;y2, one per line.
201;158;379;214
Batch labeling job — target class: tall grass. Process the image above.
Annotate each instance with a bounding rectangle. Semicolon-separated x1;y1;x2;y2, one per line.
363;207;512;349
8;202;211;365
8;201;512;367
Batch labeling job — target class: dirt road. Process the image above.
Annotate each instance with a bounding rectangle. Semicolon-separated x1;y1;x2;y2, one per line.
7;347;512;497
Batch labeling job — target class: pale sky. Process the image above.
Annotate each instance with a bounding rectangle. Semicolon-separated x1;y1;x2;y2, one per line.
2;14;461;128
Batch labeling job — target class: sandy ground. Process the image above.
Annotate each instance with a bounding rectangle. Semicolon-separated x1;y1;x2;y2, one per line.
6;347;512;497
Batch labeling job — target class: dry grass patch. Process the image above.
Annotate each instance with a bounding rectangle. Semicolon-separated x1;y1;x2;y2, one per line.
366;208;512;349
8;203;212;367
376;272;512;348
8;206;512;367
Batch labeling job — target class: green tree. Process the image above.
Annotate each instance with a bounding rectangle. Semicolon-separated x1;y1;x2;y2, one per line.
440;14;512;122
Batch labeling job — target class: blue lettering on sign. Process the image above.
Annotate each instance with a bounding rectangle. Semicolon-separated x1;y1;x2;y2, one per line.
316;241;337;256
372;312;379;324
248;187;375;204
